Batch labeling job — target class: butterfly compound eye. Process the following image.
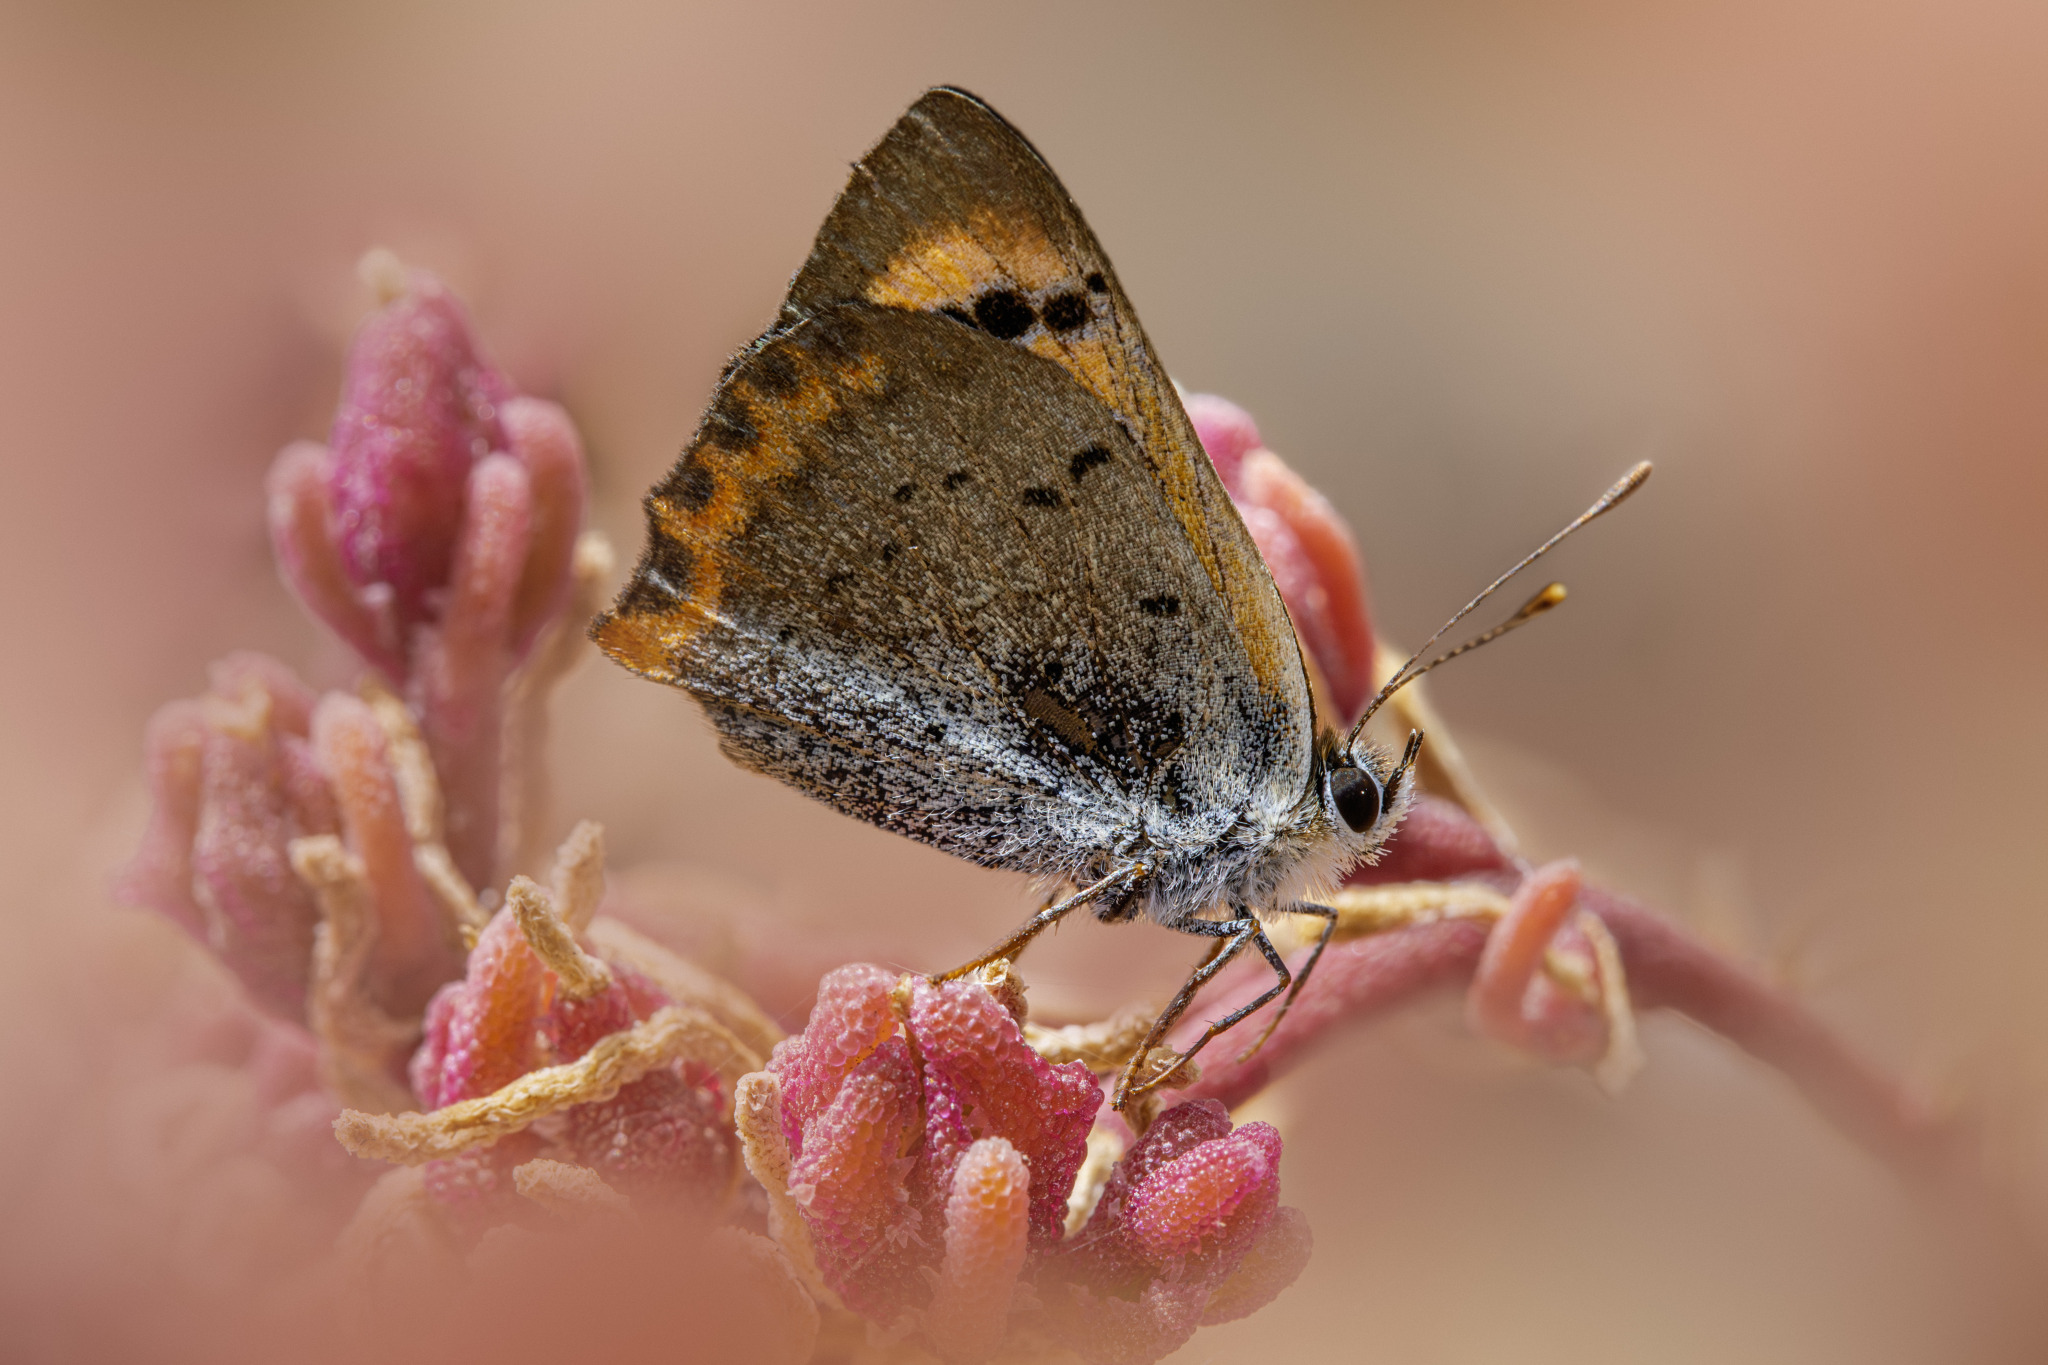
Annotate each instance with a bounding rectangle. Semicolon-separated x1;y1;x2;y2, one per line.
1328;764;1382;834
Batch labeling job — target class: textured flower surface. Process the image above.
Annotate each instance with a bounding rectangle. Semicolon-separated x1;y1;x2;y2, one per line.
90;264;1999;1365
266;256;589;887
743;964;1311;1364
271;257;586;683
403;868;738;1231
121;652;337;1020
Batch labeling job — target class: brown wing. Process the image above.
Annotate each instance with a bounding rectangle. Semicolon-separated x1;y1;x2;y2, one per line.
778;87;1311;727
591;305;1310;876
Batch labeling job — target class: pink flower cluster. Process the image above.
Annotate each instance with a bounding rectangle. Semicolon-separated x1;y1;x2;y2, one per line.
410;906;733;1230
751;965;1309;1364
1039;1099;1311;1364
123;262;593;1047
107;254;1969;1365
267;258;587;889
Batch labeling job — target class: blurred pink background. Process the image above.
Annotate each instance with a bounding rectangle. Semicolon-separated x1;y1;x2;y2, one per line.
2;1;2044;1360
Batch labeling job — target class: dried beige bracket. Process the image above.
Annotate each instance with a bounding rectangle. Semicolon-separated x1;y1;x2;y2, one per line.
502;531;615;876
1017;825;1641;1102
513;1157;631;1218
732;1071;838;1310
1265;879;1641;1094
360;675;489;944
290;835;421;1115
335;1003;756;1165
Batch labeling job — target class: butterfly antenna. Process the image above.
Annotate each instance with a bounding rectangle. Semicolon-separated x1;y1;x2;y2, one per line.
1348;461;1652;745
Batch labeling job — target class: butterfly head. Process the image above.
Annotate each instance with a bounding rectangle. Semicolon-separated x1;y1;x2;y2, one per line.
1299;728;1424;878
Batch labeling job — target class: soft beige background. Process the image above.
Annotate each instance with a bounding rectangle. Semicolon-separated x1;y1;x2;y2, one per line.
2;1;2045;1361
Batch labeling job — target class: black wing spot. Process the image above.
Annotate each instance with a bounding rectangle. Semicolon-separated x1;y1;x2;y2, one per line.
1085;271;1109;294
749;348;801;398
702;389;757;451
1138;595;1181;617
1069;444;1111;482
943;469;974;490
824;570;854;592
880;540;899;564
924;723;945;742
1041;290;1090;332
1044;659;1065;684
940;305;975;328
893;481;918;503
657;449;717;512
1021;486;1062;509
974;289;1036;340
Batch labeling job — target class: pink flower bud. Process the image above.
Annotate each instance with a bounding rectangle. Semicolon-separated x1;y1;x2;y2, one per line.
119;652;336;1021
759;969;1294;1363
325;269;514;638
268;261;590;892
908;977;1101;1246
267;263;588;688
410;908;548;1110
1042;1099;1306;1365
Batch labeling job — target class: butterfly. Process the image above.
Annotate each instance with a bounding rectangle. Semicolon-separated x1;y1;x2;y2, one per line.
591;87;1646;1108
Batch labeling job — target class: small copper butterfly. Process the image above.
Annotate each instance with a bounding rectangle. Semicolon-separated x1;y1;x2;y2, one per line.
592;88;1647;1108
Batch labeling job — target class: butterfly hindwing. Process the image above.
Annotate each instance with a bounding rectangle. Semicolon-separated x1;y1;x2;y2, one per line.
781;88;1312;733
591;304;1309;877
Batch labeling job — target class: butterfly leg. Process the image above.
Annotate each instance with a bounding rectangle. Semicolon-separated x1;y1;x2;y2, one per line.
1234;902;1339;1063
1111;915;1291;1110
930;862;1149;984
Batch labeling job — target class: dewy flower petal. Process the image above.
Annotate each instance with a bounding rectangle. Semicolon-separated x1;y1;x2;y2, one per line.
1183;392;1263;493
122;699;210;940
926;1137;1032;1365
908;977;1102;1246
785;1038;925;1318
770;962;901;1150
311;692;465;1017
1119;1119;1282;1269
500;396;588;657
268;441;403;677
410;907;548;1111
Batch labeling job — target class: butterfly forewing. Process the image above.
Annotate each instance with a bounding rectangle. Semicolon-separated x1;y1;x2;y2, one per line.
782;89;1311;738
594;304;1309;877
594;86;1319;881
